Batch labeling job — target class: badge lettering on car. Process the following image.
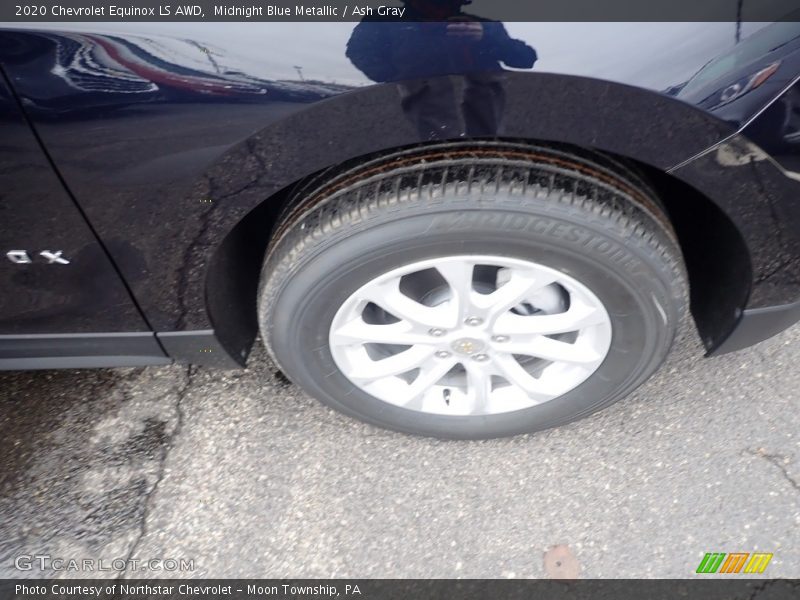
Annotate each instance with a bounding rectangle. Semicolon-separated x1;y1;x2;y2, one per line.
6;250;71;265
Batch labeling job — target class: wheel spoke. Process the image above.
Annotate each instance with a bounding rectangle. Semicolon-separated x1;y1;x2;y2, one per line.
499;335;603;364
436;261;476;323
493;353;561;402
349;345;435;381
399;357;458;407
331;318;434;346
463;360;493;414
494;300;605;336
368;280;450;329
477;269;557;322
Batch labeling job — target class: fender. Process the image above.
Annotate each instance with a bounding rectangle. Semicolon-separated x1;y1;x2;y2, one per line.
199;74;752;365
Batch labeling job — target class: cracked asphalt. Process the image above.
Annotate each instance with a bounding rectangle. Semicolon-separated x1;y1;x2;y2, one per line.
0;321;798;579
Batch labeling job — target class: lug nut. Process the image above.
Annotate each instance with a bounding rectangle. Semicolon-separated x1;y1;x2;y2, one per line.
492;335;509;343
472;354;490;362
435;351;452;359
465;317;484;327
429;328;446;337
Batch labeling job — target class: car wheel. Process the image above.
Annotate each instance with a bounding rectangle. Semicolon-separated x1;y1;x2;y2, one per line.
258;143;686;439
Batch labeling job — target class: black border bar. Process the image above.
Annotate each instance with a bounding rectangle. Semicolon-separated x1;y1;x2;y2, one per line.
2;0;800;23
3;579;800;600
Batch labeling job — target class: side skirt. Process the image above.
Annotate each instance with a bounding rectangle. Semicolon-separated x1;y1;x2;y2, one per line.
0;332;171;370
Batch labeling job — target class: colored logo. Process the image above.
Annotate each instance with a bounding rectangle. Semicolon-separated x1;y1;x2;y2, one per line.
696;552;773;574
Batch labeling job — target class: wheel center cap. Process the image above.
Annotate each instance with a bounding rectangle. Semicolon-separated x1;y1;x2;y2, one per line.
451;338;485;356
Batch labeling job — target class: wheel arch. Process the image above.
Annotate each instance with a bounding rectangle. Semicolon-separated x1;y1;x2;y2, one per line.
196;74;751;365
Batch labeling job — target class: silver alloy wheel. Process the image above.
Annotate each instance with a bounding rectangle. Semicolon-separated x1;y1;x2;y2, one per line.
329;255;613;416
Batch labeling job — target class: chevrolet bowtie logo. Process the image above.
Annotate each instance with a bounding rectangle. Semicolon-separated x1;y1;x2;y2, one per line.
457;341;475;353
451;338;485;356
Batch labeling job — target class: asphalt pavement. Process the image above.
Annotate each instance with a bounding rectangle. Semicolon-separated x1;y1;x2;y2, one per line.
1;321;798;579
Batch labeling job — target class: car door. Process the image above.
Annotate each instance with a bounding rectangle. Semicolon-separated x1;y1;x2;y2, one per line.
0;68;167;367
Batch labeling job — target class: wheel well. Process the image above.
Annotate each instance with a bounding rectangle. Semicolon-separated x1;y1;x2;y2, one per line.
206;140;751;364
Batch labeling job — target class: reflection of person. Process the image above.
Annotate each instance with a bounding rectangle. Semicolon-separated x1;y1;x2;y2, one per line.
346;0;537;139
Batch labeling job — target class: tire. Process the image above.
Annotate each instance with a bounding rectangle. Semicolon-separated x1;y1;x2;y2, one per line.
258;143;686;439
